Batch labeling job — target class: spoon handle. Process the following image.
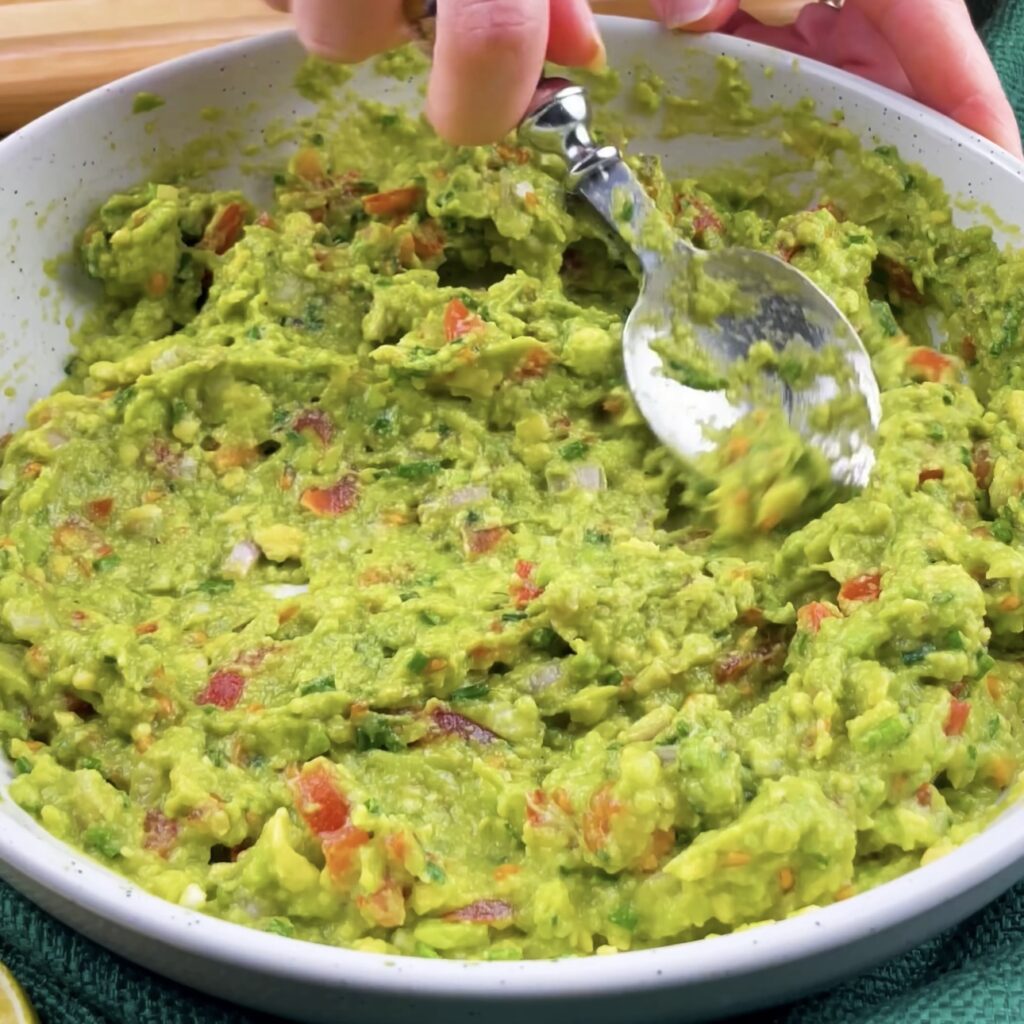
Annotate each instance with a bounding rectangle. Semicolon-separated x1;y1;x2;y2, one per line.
520;78;667;272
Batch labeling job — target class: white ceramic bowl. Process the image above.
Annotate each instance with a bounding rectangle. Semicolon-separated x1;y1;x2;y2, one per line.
1;20;1023;1024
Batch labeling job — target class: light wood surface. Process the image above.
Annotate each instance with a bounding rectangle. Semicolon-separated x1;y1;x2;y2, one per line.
0;0;809;135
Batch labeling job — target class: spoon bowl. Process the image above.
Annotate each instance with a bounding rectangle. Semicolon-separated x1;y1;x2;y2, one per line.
521;80;882;488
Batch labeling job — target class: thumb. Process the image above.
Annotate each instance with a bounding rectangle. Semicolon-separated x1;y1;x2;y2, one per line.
650;0;741;30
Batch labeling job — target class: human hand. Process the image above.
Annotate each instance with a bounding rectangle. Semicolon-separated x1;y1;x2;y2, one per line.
656;0;1023;158
264;0;605;146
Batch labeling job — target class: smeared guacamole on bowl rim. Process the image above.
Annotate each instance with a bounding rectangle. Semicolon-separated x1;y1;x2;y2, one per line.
3;54;1024;961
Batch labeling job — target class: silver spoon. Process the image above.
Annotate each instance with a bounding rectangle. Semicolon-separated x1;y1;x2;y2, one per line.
519;78;881;488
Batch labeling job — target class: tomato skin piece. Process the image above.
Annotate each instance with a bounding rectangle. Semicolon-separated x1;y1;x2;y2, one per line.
293;766;351;836
300;475;359;517
907;348;952;382
918;468;944;485
582;784;619;852
797;602;838;633
511;581;544;608
85;497;114;523
945;699;971;737
322;824;371;877
839;573;882;603
444;899;514;924
196;669;246;710
199;202;247;255
443;298;484;342
143;810;179;858
466;526;507;555
362;187;422;218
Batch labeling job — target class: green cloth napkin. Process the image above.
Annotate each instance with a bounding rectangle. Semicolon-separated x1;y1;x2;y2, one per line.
4;5;1024;1022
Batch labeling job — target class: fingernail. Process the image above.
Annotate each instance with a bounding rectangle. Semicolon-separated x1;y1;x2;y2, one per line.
585;36;607;73
660;0;717;28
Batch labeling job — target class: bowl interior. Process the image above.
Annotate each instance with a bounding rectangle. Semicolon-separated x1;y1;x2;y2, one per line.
1;17;1024;1013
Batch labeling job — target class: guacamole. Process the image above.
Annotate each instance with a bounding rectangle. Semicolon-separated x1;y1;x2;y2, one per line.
2;60;1024;961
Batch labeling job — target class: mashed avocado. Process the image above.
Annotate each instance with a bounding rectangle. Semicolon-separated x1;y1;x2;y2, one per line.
2;59;1024;961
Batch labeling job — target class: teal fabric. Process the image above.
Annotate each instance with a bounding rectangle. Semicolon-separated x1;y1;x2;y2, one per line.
4;8;1024;1022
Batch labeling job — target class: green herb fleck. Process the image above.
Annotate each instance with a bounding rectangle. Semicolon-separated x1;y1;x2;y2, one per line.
407;650;430;673
196;578;235;595
424;861;446;884
560;440;589;461
395;460;441;481
451;682;488;702
300;675;336;696
83;826;122;859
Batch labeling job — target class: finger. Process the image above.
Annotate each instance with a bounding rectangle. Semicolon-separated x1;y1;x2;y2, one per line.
730;6;913;97
264;0;291;10
650;0;741;31
427;0;549;146
854;0;1023;157
292;0;411;63
547;0;606;70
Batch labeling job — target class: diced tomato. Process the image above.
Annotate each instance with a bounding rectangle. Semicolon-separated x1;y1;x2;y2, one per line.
510;580;544;608
811;201;845;222
413;219;446;260
444;899;514;924
292;408;334;445
84;497;114;523
300;475;359;517
674;195;723;241
907;348;952;383
879;257;924;303
199;202;247;255
255;211;275;229
430;707;497;744
134;621;159;635
918;468;945;485
196;669;246;710
714;651;756;683
972;444;993;490
713;643;784;685
322;824;371;877
53;519;97;553
525;789;548;827
362;187;423;218
839;573;882;603
358;879;406;927
143;810;179;858
443;298;484;342
292;766;351;836
211;445;258;473
797;602;838;633
961;335;977;364
582;784;619;852
466;526;507;556
944;699;971;737
514;347;553;380
514;560;535;580
495;143;531;165
915;783;933;807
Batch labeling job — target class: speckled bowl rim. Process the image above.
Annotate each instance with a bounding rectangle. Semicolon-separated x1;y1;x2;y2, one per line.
0;18;1022;1005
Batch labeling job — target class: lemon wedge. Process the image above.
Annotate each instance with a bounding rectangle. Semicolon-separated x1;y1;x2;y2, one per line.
0;964;38;1024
